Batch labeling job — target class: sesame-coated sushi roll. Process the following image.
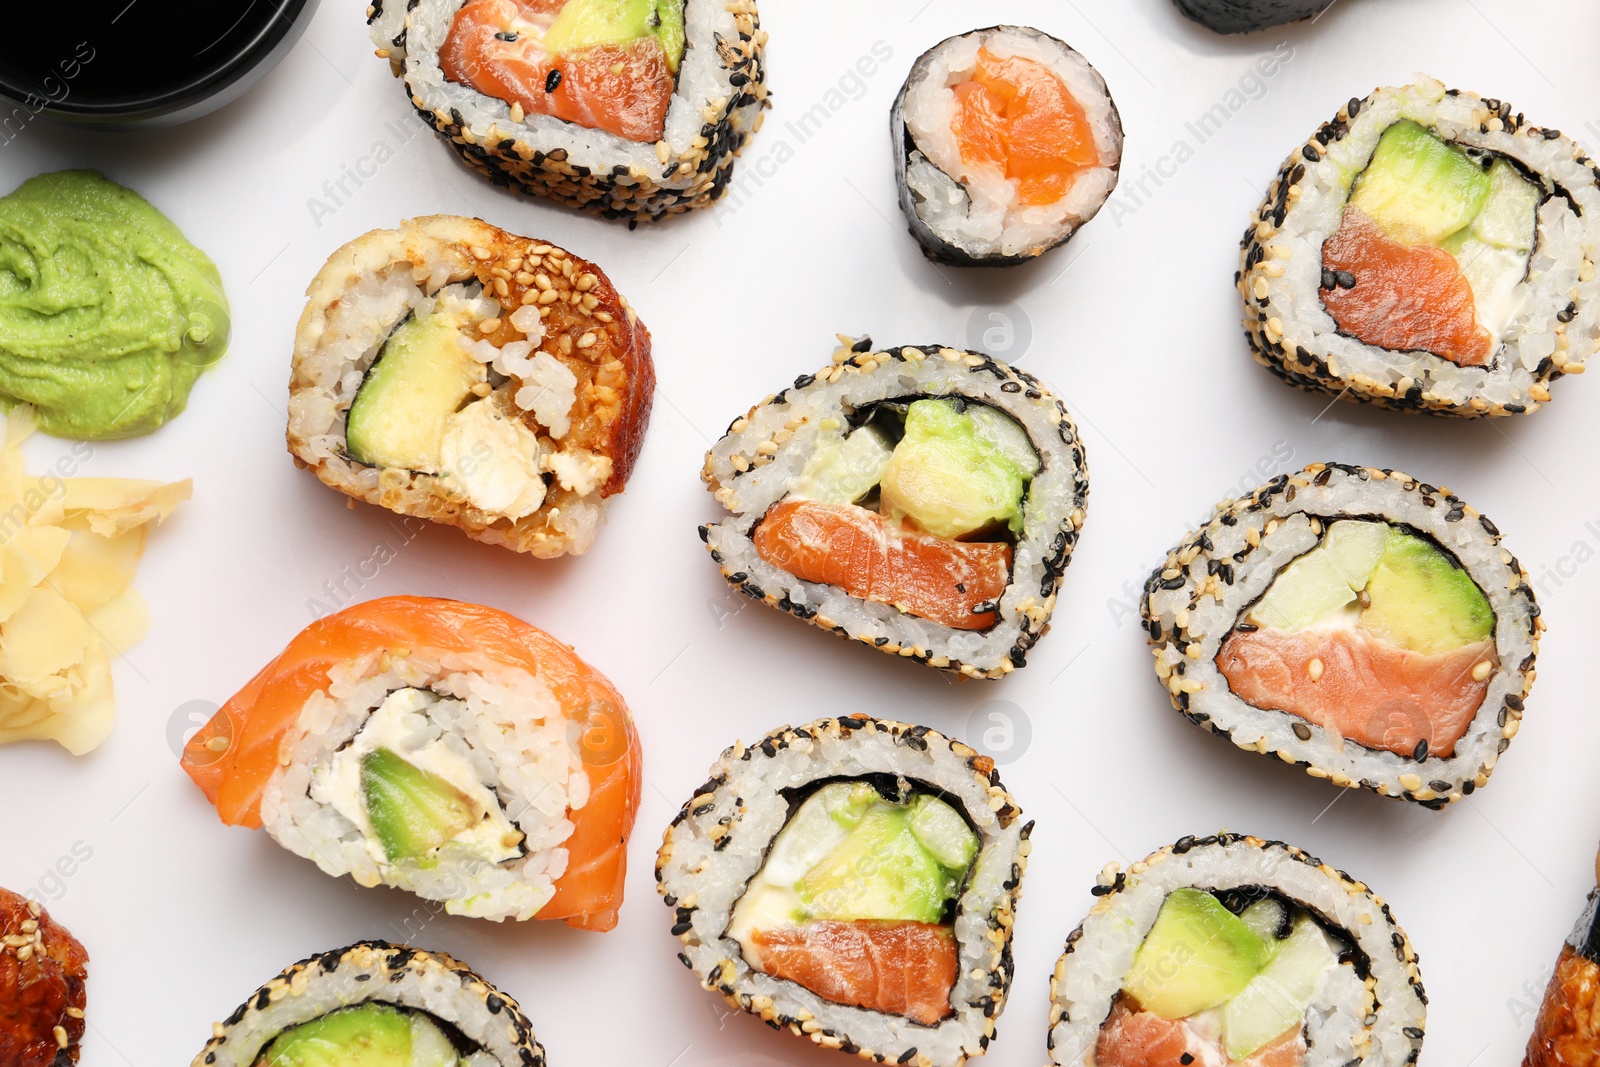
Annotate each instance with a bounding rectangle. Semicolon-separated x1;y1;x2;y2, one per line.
192;941;543;1067
1047;834;1426;1067
1242;77;1600;416
700;335;1088;679
181;596;641;930
892;27;1122;266
0;886;88;1066
289;216;653;558
1524;845;1600;1066
656;716;1031;1067
367;0;767;222
1141;462;1539;807
1171;0;1331;34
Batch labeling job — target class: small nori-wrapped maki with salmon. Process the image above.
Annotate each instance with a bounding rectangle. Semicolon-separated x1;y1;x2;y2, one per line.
1048;834;1426;1067
1524;845;1600;1066
289;216;653;558
1141;462;1539;807
367;0;767;222
656;716;1031;1067
1241;77;1600;416
700;336;1089;679
192;941;542;1067
1171;0;1331;34
892;26;1122;266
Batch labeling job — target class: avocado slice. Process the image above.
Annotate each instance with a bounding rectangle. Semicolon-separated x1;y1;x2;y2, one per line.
259;1004;420;1067
907;794;978;872
878;399;1026;539
1239;898;1287;962
346;313;486;473
1221;915;1338;1060
797;808;957;924
544;0;687;72
1122;888;1268;1019
1246;520;1387;632
361;747;480;862
1470;160;1540;251
1349;120;1492;246
1358;528;1494;654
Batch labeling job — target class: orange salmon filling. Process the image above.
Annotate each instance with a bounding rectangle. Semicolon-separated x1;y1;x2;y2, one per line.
1097;999;1306;1067
749;920;958;1026
441;0;674;143
752;499;1012;630
1321;206;1492;366
1217;627;1496;758
952;48;1099;206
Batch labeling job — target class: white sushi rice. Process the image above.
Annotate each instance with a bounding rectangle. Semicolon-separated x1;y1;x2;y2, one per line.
1048;836;1426;1067
898;26;1122;261
1247;77;1600;414
260;648;591;922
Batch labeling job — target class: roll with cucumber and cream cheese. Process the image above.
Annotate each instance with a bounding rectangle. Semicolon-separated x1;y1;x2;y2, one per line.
288;216;653;558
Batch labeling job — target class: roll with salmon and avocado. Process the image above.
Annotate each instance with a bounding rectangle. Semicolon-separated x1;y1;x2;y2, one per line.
192;941;542;1067
289;216;653;558
701;336;1088;679
1241;77;1600;416
1048;834;1426;1067
367;0;767;222
1141;462;1539;807
892;26;1122;266
657;716;1030;1067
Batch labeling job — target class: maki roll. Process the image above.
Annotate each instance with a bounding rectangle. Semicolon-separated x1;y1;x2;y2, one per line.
192;941;541;1066
1524;844;1600;1066
181;596;641;930
656;716;1031;1067
1141;462;1539;806
892;27;1122;266
700;336;1088;679
289;216;653;558
367;0;767;222
1047;834;1426;1067
1171;0;1330;34
0;886;87;1066
1241;77;1600;416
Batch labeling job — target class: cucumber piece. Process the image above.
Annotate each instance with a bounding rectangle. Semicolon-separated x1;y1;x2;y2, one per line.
1349;120;1491;246
907;794;979;871
260;1004;413;1067
790;421;894;506
1123;888;1267;1019
409;1014;462;1067
1221;916;1338;1060
1240;898;1287;961
361;747;479;862
1246;520;1386;633
967;404;1041;478
346;313;485;473
1471;160;1540;251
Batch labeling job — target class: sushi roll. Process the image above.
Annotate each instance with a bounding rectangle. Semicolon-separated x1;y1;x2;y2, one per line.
180;596;641;930
656;716;1031;1067
1524;843;1600;1066
892;26;1122;267
367;0;768;222
700;336;1089;679
0;886;87;1066
1240;77;1600;416
289;216;654;558
1047;834;1426;1067
192;940;542;1067
1171;0;1331;34
1141;462;1539;807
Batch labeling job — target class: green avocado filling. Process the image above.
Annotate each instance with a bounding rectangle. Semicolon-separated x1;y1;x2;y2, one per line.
361;746;481;863
255;1004;463;1067
345;309;486;473
0;170;229;440
1119;889;1343;1061
544;0;686;72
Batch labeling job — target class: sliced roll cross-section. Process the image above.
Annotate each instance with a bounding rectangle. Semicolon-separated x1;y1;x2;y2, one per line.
1141;462;1539;807
700;337;1088;679
893;26;1122;266
192;941;543;1067
657;717;1031;1067
289;216;653;558
1048;834;1426;1067
1241;77;1600;416
180;596;641;930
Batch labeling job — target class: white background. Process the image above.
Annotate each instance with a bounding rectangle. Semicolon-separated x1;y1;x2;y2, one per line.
0;0;1593;1063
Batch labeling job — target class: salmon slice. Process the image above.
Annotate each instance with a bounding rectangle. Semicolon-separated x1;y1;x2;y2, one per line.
1096;1000;1306;1067
441;0;674;143
180;595;641;931
1321;206;1492;367
752;499;1012;630
952;47;1099;207
749;921;958;1026
1216;626;1496;758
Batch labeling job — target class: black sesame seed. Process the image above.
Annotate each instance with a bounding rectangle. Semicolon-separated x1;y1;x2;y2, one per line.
1181;1056;1195;1066
1336;270;1356;289
1320;268;1336;290
1301;145;1320;162
1412;738;1429;762
1292;723;1312;741
545;69;562;93
1347;97;1362;117
495;30;519;41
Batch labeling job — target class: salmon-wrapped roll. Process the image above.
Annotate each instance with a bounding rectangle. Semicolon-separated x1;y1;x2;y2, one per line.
1524;848;1600;1066
1142;462;1539;806
181;596;640;930
289;216;654;558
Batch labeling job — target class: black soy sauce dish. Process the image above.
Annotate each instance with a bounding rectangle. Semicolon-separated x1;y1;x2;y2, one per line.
0;0;320;129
